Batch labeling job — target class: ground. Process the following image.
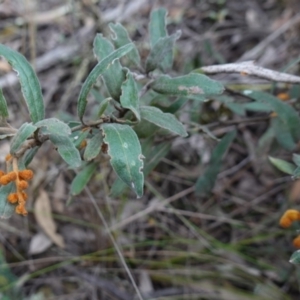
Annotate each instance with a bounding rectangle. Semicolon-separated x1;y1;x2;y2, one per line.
0;0;300;299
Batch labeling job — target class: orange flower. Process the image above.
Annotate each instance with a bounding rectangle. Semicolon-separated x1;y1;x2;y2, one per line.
279;209;300;228
7;193;18;204
17;180;28;190
18;170;33;180
293;236;300;248
0;172;17;185
15;204;27;216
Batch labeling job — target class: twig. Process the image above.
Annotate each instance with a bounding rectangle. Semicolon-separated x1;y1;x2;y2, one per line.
84;187;144;300
108;186;195;232
200;61;300;83
238;12;300;61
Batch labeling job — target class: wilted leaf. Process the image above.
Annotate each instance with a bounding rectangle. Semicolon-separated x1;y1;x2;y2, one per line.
268;156;295;175
140;106;187;137
0;44;44;123
29;232;52;255
195;131;236;196
83;131;103;161
0;88;9;118
152;73;224;100
120;70;140;120
70;162;97;196
102;123;144;198
77;43;134;120
35;118;71;136
34;190;65;248
49;134;81;168
146;31;181;73
10;122;37;155
0;183;15;219
109;22;141;66
93;34;125;100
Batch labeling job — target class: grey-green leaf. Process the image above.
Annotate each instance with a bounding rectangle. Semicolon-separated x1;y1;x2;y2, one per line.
290;250;300;264
0;44;44;123
0;88;9;118
152;73;224;100
149;8;168;47
10;122;37;155
195;131;236;196
268;156;295;175
49;134;82;168
78;43;134;120
293;154;300;167
109;23;141;66
71;162;97;196
35;118;71;136
148;8;173;71
0;183;15;219
271;117;295;151
93;34;126;101
146;31;181;73
102;123;144;197
120;70;140;120
83;132;103;161
140;106;187;137
244;90;300;141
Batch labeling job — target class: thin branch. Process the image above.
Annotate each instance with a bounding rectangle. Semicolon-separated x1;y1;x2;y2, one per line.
200;61;300;84
84;187;144;300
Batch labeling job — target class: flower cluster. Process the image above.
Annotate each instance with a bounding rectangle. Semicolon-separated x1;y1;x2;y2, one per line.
0;154;33;216
279;209;300;248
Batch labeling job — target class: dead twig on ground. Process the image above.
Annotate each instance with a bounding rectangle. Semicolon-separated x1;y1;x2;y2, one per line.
200;61;300;83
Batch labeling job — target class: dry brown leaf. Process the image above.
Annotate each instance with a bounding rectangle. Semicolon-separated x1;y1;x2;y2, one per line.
29;232;52;255
52;173;65;213
34;190;65;248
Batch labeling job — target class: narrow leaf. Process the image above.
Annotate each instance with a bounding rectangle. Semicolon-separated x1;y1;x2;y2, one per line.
49;134;82;168
109;23;141;66
35;118;71;136
195;131;236;195
290;250;300;264
268;156;295;175
152;73;224;100
0;44;44;123
93;34;126;100
146;31;181;73
0;183;15;219
140;106;187;137
10;122;37;155
102;123;144;197
83;132;103;161
77;43;134;120
120;70;140;120
0;88;9;118
271;117;295;150
293;154;300;167
244;90;300;141
71;162;97;195
149;8;168;47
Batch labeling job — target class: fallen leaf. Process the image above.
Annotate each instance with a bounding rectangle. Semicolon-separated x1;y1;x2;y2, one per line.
52;173;65;213
34;190;65;248
29;232;52;255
